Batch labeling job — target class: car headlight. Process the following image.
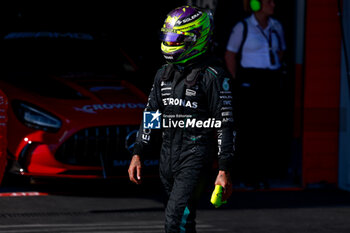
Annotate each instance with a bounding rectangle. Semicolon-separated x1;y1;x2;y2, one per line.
13;101;62;132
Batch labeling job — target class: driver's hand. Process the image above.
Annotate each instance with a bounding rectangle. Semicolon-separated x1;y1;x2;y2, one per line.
128;155;142;184
214;170;233;201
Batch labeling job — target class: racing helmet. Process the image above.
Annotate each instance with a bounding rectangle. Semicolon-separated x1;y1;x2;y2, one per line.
160;6;213;64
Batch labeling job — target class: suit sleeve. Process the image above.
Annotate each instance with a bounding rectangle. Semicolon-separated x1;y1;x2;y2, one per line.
207;69;236;171
132;69;163;158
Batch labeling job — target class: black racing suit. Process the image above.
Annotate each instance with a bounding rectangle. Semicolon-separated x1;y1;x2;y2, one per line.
133;57;235;233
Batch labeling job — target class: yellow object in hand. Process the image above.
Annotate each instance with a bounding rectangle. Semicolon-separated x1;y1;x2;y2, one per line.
210;185;227;208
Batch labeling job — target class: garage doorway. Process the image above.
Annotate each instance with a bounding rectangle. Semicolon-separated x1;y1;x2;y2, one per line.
190;0;302;188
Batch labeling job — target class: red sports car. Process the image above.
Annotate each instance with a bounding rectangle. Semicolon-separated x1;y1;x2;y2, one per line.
0;32;159;184
0;72;163;183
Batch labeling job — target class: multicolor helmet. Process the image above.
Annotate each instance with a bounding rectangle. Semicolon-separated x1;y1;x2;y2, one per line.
160;6;213;64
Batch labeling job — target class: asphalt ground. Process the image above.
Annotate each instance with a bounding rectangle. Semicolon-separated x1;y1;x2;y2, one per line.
0;178;350;233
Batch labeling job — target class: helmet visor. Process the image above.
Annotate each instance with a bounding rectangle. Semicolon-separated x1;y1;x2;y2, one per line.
160;28;196;43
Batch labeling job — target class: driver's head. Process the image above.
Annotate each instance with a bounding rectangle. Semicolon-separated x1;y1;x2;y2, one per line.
160;6;213;64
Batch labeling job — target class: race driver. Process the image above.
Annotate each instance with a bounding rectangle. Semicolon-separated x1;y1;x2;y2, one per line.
128;6;235;233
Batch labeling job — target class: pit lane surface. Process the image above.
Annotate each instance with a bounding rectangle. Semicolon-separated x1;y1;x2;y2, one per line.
1;179;350;233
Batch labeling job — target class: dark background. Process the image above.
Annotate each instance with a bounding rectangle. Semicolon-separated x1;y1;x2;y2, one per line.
0;2;186;88
0;1;294;91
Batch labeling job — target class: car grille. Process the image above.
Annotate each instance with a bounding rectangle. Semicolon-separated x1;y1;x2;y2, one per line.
55;125;139;166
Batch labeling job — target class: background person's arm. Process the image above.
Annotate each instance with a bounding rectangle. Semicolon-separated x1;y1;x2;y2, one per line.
225;51;238;79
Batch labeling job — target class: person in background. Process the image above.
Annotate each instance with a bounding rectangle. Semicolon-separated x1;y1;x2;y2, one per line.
128;6;235;233
225;0;286;189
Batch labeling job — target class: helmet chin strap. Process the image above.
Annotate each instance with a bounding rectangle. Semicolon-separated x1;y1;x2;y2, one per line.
173;52;209;69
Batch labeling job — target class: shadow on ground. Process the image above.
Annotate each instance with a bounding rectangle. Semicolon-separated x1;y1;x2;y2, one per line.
2;175;350;212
